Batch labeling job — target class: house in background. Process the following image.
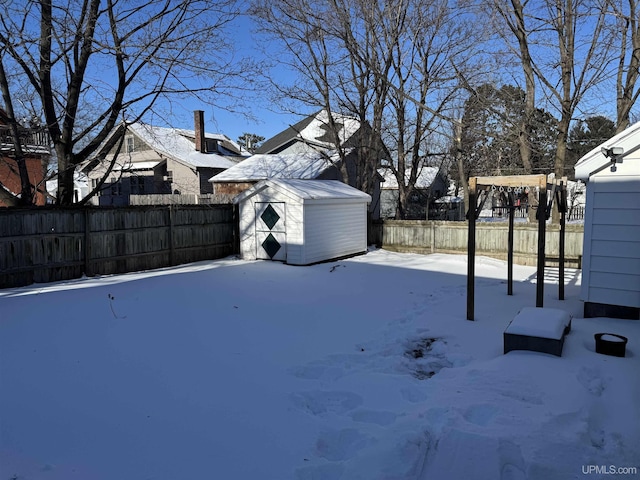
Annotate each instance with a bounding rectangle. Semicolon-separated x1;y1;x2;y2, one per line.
0;108;50;206
84;110;247;205
46;171;89;204
253;109;386;218
574;121;640;319
378;166;448;219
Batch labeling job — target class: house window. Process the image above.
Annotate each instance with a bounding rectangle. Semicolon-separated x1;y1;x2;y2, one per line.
130;176;145;194
205;139;218;153
126;136;135;153
111;179;121;196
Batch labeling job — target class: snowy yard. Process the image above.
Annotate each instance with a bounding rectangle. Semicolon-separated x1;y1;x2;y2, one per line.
1;249;638;480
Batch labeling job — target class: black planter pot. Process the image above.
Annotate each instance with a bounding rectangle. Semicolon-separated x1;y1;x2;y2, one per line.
594;333;628;358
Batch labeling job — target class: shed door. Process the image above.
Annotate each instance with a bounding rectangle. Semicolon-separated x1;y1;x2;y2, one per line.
255;202;286;261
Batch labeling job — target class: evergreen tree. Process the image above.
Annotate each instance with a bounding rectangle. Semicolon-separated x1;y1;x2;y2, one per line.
567;116;616;177
237;133;265;154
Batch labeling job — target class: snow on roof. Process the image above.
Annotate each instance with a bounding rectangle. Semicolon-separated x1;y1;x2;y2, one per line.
171;129;248;156
298;110;361;148
209;151;338;182
574;121;640;179
114;161;160;171
256;109;363;154
434;196;463;203
234;178;371;203
129;123;236;170
378;167;440;189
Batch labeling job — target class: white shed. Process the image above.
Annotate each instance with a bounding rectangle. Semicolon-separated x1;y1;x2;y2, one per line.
574;122;640;319
234;179;371;265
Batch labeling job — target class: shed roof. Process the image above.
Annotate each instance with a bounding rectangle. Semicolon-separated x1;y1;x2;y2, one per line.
574;121;640;180
209;151;339;183
233;179;371;204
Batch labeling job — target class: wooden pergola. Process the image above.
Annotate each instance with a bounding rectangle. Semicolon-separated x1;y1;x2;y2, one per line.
466;174;569;321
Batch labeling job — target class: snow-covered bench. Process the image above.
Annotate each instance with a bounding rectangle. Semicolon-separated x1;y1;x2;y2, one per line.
504;307;572;357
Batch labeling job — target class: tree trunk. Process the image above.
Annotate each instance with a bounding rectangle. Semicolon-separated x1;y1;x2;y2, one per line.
56;147;76;205
0;60;34;205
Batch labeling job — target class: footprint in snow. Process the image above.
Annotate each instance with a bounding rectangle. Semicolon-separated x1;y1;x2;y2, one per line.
576;366;607;396
499;439;527;480
295;462;344;480
463;403;499;427
290;390;363;416
315;428;373;461
350;409;398;426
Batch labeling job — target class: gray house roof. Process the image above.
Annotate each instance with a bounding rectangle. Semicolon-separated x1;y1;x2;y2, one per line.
255;109;362;154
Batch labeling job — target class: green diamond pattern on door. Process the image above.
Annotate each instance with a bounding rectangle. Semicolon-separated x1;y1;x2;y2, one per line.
261;204;280;230
261;233;281;259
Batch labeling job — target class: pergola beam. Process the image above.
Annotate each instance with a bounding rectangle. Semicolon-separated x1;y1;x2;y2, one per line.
474;174;547;189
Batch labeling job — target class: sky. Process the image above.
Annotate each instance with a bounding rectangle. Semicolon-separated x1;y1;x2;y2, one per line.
154;13;308;145
1;249;638;479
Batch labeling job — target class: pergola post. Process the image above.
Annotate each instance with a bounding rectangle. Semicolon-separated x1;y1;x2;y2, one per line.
558;177;567;300
467;177;477;321
536;179;547;307
507;191;515;295
466;174;551;319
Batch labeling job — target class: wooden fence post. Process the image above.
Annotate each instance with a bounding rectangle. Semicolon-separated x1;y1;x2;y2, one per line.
169;205;175;266
430;221;435;253
84;208;92;277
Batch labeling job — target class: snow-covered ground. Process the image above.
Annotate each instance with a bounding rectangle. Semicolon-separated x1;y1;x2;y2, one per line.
0;249;638;480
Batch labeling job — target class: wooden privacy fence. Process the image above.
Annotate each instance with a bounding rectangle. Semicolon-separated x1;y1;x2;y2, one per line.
0;205;237;289
369;220;584;267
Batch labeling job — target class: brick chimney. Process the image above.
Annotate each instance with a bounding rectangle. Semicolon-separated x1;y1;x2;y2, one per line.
194;110;206;153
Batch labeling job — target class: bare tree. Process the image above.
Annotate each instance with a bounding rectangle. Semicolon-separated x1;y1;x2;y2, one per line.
609;0;640;132
490;0;537;178
385;0;474;218
252;0;391;198
0;0;251;205
253;0;478;218
488;0;614;221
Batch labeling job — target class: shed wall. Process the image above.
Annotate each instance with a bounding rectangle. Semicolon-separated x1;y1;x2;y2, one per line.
237;184;368;265
295;202;368;265
582;166;640;309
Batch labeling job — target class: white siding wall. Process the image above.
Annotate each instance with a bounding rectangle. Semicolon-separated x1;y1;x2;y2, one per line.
299;201;367;265
581;161;640;308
